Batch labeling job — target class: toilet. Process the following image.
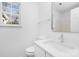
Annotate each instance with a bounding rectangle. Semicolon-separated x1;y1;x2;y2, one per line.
25;46;35;57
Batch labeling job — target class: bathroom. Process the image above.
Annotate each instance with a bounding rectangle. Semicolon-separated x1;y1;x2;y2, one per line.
1;0;79;58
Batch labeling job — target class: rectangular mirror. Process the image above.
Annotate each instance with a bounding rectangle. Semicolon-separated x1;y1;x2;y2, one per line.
51;2;79;32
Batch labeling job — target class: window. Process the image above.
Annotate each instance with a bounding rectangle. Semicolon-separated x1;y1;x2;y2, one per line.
0;2;21;27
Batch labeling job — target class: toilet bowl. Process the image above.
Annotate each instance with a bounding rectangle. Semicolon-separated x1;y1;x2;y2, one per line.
25;46;35;57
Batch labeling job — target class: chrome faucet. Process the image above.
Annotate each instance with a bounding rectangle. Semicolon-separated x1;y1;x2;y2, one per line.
60;34;64;43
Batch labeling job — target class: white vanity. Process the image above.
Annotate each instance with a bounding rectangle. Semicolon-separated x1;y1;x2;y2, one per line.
35;36;79;57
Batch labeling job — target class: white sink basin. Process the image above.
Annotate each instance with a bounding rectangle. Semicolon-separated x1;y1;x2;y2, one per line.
44;40;77;54
35;39;79;57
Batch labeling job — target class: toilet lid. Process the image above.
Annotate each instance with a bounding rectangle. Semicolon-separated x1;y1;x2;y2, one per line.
26;46;35;53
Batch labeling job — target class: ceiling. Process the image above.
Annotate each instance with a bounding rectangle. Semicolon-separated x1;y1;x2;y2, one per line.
53;2;79;12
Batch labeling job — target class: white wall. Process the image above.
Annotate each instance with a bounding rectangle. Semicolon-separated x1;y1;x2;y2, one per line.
38;2;52;36
0;2;39;57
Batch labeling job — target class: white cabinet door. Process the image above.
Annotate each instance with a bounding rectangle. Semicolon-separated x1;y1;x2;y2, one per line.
35;45;53;57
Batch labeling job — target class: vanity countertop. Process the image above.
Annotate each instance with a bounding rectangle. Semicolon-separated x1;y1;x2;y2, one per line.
35;39;79;57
